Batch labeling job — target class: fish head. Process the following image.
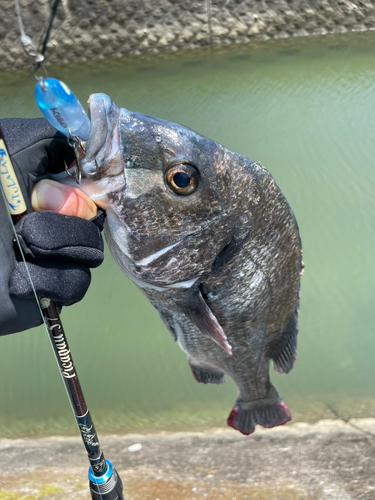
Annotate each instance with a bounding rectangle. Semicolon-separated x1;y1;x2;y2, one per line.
73;93;255;290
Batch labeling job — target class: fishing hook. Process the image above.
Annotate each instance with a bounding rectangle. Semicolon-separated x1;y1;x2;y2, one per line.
65;133;86;184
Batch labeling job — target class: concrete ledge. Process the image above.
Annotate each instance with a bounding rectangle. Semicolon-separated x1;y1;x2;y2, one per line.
1;419;375;499
2;0;375;71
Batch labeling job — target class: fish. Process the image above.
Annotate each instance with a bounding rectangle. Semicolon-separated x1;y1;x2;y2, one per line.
65;93;303;435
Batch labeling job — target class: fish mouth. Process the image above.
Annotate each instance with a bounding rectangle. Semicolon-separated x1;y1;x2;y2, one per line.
82;93;120;175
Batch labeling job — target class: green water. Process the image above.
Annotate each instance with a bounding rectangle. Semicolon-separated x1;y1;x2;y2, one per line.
1;32;375;438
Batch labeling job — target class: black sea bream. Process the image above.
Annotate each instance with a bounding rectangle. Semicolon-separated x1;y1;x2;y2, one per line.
68;93;303;435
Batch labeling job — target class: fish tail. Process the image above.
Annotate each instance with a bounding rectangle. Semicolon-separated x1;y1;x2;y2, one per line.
227;385;291;435
189;363;225;384
271;311;298;374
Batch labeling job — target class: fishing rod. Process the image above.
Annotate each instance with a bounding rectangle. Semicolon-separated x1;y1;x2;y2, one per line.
0;2;124;498
0;122;124;500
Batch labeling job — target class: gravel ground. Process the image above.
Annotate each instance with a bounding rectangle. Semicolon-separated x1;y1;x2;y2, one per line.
1;419;375;500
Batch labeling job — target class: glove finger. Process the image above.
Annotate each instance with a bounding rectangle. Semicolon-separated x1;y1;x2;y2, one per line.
90;210;105;232
9;261;91;306
15;211;104;268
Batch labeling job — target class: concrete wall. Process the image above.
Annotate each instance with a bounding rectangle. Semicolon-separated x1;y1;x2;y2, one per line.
1;0;375;71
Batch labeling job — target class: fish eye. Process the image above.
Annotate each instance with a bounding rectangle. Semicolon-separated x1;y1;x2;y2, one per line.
165;164;199;196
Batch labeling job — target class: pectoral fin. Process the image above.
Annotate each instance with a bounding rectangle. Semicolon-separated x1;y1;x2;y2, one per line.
174;288;232;356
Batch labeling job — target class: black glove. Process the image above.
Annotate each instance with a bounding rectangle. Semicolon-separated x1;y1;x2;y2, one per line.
0;118;104;336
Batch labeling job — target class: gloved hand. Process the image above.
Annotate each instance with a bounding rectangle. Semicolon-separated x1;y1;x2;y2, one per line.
0;118;104;336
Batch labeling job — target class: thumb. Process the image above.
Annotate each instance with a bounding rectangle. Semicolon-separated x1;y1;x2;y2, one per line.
31;179;97;220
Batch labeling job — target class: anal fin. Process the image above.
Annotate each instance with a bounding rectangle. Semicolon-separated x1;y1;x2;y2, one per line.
189;364;225;385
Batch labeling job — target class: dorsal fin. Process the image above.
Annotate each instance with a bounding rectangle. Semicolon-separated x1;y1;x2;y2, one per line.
174;288;232;356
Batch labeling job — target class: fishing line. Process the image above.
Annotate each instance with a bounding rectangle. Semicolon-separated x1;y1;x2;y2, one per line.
0;180;46;326
205;0;214;55
14;0;26;39
40;0;61;58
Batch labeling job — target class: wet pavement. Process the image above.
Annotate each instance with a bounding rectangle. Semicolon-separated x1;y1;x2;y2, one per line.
1;419;375;499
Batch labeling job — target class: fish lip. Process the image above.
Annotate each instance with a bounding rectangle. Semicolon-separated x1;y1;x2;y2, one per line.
82;93;115;175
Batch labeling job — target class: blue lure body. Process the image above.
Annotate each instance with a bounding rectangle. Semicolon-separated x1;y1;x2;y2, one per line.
35;77;91;141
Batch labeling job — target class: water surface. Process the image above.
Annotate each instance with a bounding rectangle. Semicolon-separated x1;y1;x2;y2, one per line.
1;32;375;437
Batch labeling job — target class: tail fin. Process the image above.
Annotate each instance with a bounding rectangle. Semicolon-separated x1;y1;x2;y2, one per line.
227;386;291;435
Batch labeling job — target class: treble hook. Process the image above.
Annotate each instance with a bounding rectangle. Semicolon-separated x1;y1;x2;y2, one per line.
65;133;85;184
